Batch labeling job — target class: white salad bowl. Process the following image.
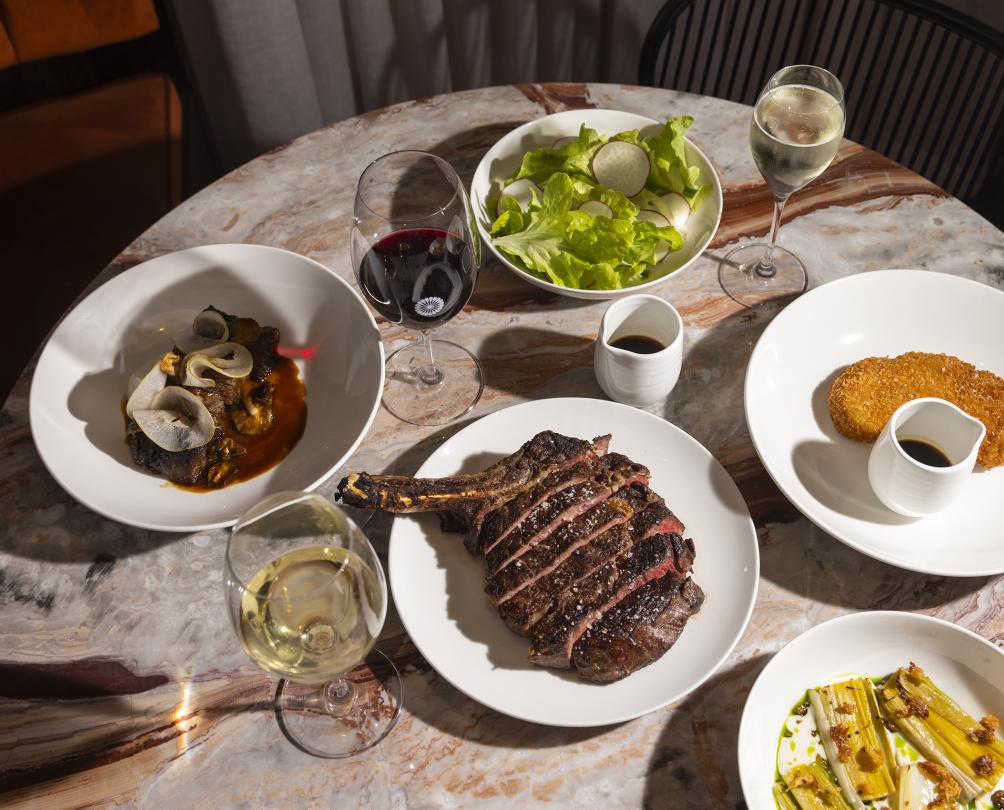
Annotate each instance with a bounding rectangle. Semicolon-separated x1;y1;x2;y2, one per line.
470;108;723;300
738;611;1004;810
29;244;384;532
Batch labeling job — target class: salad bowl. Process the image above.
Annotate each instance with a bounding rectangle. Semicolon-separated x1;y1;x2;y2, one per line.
470;108;723;300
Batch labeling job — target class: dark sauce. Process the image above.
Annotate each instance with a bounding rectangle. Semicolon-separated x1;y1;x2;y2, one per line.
609;334;665;354
897;437;952;468
174;355;307;492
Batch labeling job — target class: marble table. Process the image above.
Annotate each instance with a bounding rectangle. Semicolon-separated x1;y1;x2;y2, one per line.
2;83;1003;809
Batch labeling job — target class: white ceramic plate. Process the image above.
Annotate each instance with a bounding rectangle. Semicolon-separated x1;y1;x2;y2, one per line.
30;244;384;532
745;269;1004;576
738;611;1004;810
388;397;758;726
470;109;723;300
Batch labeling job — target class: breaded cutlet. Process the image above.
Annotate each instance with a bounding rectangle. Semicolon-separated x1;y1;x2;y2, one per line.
828;352;1004;469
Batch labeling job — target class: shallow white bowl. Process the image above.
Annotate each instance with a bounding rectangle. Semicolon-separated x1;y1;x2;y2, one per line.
388;397;758;726
738;611;1004;810
745;269;1004;576
29;244;384;532
470;109;723;300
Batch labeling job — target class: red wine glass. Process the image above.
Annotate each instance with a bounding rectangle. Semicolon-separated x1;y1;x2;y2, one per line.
351;151;483;426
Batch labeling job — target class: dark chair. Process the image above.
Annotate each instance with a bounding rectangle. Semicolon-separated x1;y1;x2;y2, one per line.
638;0;1004;228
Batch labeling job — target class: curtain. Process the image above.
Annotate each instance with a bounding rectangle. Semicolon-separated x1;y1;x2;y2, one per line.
169;0;665;171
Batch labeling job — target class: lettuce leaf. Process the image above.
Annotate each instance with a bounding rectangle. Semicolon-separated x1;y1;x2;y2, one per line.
488;117;705;290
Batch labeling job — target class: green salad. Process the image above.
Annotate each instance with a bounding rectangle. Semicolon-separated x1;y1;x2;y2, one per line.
487;116;708;290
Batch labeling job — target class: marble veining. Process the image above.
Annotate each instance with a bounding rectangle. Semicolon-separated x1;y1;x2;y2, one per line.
1;83;1003;809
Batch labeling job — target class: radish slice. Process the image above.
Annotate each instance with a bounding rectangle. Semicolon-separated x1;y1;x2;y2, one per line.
552;136;577;149
133;386;215;452
579;200;613;218
652;241;670;263
496;178;542;217
659;192;691;229
126;362;167;418
591;141;650;197
636;209;672;228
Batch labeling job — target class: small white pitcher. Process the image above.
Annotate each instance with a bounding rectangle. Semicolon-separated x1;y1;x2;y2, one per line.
867;397;986;517
594;294;683;408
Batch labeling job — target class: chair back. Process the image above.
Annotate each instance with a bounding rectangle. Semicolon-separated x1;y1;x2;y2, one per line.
639;0;1004;213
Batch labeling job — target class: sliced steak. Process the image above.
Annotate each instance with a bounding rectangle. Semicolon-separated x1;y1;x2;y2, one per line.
527;532;693;669
337;432;610;533
475;461;595;557
486;483;654;604
497;498;685;635
483;453;648;575
572;576;705;683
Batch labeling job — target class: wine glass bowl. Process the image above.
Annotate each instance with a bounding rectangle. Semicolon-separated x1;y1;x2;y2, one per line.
224;491;401;758
720;65;846;307
351;151;484;426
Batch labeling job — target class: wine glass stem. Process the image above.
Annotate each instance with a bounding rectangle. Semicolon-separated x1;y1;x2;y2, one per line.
278;678;356;717
757;194;790;278
418;331;443;386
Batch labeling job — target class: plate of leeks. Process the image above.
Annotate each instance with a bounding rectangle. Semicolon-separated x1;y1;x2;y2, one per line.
738;612;1004;810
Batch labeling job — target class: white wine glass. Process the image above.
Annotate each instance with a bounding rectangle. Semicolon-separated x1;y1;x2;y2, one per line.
720;65;845;307
224;491;401;758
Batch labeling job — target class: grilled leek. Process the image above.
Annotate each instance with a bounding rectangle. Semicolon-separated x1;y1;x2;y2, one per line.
772;782;801;810
779;759;855;810
879;664;1004;800
808;678;897;808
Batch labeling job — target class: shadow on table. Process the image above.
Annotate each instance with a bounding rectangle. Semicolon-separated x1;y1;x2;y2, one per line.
479;326;599;400
643;653;768;810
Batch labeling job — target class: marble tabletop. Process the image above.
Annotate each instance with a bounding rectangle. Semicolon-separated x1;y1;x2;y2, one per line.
2;83;1003;809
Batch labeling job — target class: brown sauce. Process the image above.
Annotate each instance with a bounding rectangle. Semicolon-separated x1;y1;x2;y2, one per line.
174;355;307;492
897;436;952;468
609;334;665;354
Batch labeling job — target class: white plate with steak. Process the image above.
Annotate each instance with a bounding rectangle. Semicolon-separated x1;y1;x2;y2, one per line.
341;397;759;726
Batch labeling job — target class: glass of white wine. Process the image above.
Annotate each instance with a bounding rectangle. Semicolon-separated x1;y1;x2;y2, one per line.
719;65;845;307
224;491;401;758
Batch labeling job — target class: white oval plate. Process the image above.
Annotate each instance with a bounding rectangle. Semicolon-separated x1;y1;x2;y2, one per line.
470;109;723;300
739;611;1004;810
388;397;758;727
30;244;384;532
745;269;1004;576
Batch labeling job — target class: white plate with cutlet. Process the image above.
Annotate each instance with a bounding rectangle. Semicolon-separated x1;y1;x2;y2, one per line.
745;269;1004;576
386;397;758;727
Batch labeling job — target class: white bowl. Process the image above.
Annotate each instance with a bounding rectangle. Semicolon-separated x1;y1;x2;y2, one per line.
738;611;1004;810
744;269;1004;576
470;109;723;300
29;244;384;532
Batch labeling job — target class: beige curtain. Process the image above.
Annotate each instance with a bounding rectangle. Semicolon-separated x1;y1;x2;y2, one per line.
170;0;664;170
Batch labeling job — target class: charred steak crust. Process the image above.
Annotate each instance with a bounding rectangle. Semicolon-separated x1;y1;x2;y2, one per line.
496;495;686;636
475;461;595;556
337;431;610;521
486;482;655;603
572;576;705;683
483;453;649;576
528;531;692;669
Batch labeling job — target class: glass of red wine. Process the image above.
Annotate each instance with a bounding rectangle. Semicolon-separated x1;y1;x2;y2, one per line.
351;151;483;426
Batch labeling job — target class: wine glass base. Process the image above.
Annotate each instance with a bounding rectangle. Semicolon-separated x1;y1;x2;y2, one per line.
383;339;483;426
718;243;808;308
274;648;402;759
